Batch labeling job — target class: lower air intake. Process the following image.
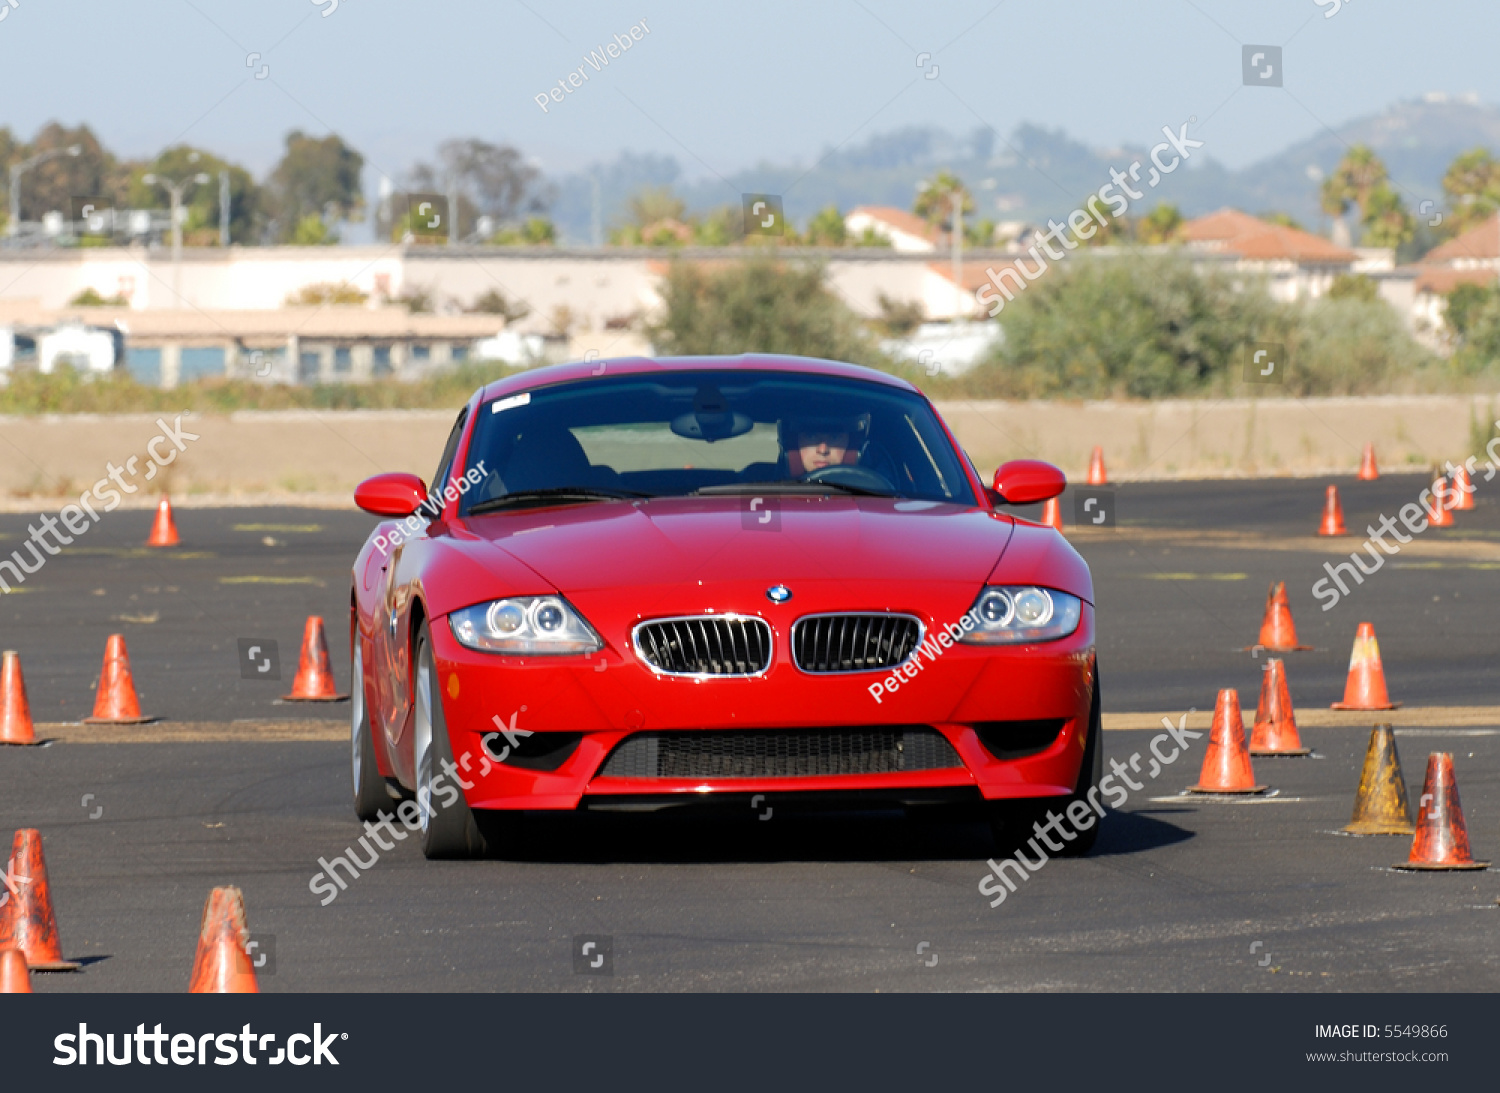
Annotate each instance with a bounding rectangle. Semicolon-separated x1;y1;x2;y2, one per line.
598;727;961;780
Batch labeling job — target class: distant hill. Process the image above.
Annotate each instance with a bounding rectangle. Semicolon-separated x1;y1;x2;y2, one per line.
545;96;1500;244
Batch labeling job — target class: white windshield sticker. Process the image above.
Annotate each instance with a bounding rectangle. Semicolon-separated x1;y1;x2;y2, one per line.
491;393;531;413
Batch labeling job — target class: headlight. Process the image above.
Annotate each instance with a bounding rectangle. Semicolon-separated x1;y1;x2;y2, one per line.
449;596;603;655
958;586;1082;645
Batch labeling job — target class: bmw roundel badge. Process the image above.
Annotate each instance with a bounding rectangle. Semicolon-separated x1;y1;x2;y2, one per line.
766;584;792;604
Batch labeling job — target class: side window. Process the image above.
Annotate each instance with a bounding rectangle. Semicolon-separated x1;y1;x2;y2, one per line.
423;406;470;517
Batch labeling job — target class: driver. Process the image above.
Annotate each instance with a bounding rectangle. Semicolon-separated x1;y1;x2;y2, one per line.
779;413;869;477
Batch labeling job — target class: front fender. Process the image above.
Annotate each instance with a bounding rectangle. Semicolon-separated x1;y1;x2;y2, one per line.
987;521;1094;605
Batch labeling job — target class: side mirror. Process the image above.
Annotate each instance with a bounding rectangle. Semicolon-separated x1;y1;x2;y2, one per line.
992;460;1066;505
355;473;429;517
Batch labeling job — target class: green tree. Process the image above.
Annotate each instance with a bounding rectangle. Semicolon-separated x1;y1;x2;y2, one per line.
130;145;263;244
913;170;973;237
627;186;685;227
1260;211;1306;231
491;216;557;245
804;205;846;246
5;122;133;223
647;258;886;366
1360;185;1414;249
267;131;364;243
1327;274;1379;302
1137;203;1183;245
1444;281;1497;339
965;218;997;247
1441;147;1500;236
290;213;335;245
693;205;744;246
1321;145;1388;221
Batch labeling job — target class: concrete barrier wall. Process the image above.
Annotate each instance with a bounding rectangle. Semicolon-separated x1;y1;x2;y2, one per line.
2;394;1496;508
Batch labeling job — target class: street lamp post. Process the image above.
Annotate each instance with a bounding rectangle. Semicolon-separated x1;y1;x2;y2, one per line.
7;144;82;238
142;169;211;303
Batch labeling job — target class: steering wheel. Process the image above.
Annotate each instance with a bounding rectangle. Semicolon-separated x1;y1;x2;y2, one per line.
803;464;896;492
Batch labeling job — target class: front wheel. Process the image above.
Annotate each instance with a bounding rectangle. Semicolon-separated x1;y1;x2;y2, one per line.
989;674;1104;857
412;621;513;859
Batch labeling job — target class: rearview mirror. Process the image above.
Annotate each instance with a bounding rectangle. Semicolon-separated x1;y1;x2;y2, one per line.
992;460;1066;505
355;473;429;517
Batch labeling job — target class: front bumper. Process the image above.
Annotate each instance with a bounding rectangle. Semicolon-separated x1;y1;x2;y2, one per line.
428;604;1096;810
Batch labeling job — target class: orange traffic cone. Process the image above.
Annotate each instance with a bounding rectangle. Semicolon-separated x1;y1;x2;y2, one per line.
1425;479;1454;527
1250;658;1310;756
0;651;39;746
282;616;347;701
1248;581;1311;652
0;829;78;970
1331;622;1399;710
0;947;31;992
1357;443;1379;481
146;495;180;547
84;634;155;724
1039;496;1063;531
1318;484;1346;536
1393;753;1489;870
1086;446;1108;485
1452;464;1475;511
188;886;259;993
1189;689;1267;794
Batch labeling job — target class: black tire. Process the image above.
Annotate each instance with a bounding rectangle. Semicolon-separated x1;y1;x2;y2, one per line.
412;621;509;859
351;637;390;822
989;673;1104;857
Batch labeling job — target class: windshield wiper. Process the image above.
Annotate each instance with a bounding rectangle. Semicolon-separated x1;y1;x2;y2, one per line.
692;479;895;498
466;487;653;514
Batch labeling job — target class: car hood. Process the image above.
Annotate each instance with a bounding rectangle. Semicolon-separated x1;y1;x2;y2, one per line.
459;496;1014;592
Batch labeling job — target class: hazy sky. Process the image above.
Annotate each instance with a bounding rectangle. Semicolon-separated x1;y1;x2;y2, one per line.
1;0;1494;187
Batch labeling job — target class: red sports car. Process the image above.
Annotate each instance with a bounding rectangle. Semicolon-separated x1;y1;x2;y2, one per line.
349;355;1099;859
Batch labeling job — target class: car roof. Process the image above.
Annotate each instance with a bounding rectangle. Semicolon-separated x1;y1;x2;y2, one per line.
473;353;920;406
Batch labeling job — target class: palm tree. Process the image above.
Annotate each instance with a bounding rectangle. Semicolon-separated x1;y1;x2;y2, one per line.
1442;147;1500;235
1320;145;1388;220
1360;186;1414;250
913;170;973;237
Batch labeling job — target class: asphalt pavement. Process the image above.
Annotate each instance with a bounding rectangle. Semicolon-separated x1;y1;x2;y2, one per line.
2;477;1497;991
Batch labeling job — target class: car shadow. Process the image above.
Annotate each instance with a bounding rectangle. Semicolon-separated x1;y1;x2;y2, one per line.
491;804;1195;865
1084;808;1196;857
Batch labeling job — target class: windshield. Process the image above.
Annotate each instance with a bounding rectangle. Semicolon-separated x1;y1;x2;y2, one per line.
460;369;975;511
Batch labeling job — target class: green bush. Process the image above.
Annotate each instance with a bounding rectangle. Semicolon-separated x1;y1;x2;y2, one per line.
918;254;1443;399
948;254;1288;398
1281;296;1431;395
